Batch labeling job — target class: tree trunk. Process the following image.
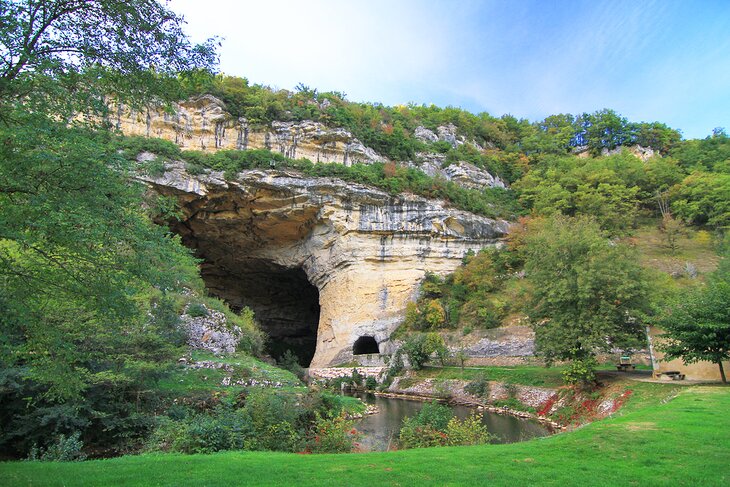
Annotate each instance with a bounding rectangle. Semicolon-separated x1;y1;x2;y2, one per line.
718;360;727;384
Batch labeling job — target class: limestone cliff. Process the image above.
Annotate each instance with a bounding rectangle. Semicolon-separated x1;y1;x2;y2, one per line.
114;95;384;166
114;95;507;191
142;161;508;367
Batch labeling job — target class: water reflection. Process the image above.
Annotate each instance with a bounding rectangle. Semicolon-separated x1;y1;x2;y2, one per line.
350;392;551;452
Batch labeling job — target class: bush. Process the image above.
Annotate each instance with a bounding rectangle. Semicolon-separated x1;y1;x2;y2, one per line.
402;334;430;369
186;303;208;318
562;357;598;386
464;373;490;398
401;333;448;370
399;420;447;449
277;350;305;380
365;376;377;390
306;413;359;453
399;402;491;449
27;432;87;462
445;412;492;446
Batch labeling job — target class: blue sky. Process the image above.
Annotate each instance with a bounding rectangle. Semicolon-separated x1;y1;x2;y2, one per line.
170;0;730;140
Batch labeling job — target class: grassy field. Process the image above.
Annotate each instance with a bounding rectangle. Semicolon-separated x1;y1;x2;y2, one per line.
410;364;651;388
3;384;727;486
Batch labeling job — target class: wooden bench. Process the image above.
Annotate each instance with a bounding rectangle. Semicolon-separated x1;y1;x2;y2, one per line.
616;363;636;371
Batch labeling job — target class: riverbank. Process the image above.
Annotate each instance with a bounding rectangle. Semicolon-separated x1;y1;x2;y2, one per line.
3;385;726;486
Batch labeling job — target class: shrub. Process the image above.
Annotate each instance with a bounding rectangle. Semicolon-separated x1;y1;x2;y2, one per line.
398;420;447;449
464;373;490;398
411;402;453;431
401;332;448;370
365;376;377;390
562;357;598;387
278;350;305;380
186;303;208;317
27;432;87;462
445;412;492;446
306;413;359;453
402;334;430;370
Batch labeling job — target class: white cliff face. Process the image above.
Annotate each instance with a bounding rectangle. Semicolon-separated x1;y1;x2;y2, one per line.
113;95;384;166
114;95;507;191
143;163;508;367
408;152;507;190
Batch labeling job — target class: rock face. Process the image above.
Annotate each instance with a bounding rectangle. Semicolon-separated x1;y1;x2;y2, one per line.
142;162;508;367
179;304;243;354
410;153;507;190
114;96;507;191
113;95;384;166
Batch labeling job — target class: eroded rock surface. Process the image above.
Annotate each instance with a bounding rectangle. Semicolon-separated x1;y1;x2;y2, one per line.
113;95;383;165
143;162;508;367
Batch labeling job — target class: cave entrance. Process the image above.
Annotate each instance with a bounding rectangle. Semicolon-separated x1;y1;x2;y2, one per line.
353;336;380;355
200;259;320;367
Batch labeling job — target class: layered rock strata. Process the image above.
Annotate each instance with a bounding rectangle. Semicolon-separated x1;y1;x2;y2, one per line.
142;162;508;367
113;95;383;165
113;95;507;191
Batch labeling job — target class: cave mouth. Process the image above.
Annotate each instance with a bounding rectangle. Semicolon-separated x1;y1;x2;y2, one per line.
353;336;380;355
200;259;320;367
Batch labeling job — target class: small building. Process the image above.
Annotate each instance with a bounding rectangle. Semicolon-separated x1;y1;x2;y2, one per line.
647;326;729;381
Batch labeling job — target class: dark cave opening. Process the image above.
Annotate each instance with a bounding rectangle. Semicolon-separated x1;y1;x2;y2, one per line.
353;336;380;355
200;259;320;367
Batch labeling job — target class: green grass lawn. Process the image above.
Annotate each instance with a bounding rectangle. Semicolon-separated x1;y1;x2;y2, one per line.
3;385;727;486
412;365;568;387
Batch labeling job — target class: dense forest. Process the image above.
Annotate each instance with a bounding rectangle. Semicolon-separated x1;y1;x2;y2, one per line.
1;0;729;463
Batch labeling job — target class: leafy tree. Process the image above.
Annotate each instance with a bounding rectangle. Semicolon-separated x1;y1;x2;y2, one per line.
0;0;218;117
0;0;221;458
658;269;730;383
524;216;651;380
670;172;730;228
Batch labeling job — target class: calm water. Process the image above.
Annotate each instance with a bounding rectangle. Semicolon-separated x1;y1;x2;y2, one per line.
350;392;552;451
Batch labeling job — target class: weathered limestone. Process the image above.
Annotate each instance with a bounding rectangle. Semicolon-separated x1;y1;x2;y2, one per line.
142;162;508;367
113;95;383;165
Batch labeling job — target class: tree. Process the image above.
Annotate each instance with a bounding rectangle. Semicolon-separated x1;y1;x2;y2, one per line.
0;0;218;117
658;273;730;383
524;215;651;380
0;0;220;457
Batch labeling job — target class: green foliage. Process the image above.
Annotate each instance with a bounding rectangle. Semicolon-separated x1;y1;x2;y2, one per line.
657;262;730;383
404;248;514;333
445;412;492;446
561;357;599;386
524;215;651;366
670;172;730;228
277;350;305;380
464;373;490;398
401;333;448;370
186;303;208;318
27;432;87;462
399;402;491;449
0;0;218;120
306;413;359;454
365;376;377;390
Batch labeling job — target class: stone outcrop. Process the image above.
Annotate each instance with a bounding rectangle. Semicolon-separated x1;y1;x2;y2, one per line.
114;96;508;192
113;95;384;166
408;153;507;190
179;303;242;354
142;161;508;367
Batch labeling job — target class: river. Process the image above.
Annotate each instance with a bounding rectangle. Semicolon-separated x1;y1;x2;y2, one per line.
350;392;552;451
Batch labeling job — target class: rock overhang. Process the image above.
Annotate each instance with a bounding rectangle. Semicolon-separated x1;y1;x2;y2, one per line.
142;163;508;366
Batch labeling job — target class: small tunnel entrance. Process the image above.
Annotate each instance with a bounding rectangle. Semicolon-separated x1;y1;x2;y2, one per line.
353;336;380;355
200;259;320;367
